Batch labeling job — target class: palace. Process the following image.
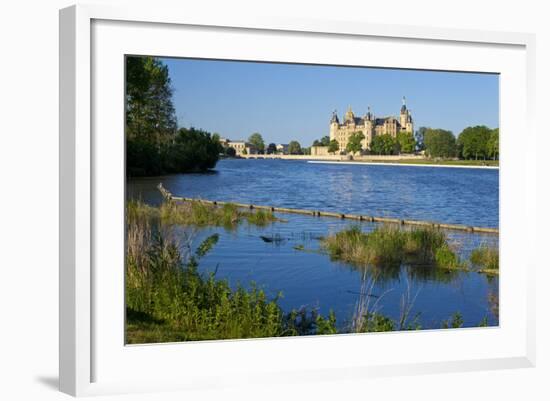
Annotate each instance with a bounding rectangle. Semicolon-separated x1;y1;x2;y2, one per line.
328;97;413;153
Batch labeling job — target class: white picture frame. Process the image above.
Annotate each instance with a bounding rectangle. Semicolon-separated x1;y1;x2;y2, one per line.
59;4;536;397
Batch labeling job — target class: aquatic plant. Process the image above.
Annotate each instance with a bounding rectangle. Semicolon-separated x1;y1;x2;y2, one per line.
322;225;462;270
126;203;336;343
128;199;278;230
470;244;499;274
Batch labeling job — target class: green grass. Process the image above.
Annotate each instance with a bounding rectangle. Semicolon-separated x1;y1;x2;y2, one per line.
470;244;499;274
125;203;335;343
127;199;278;230
322;225;463;270
126;202;496;342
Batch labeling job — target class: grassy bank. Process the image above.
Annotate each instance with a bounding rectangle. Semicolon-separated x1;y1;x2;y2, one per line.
322;225;498;274
126;201;496;343
126;200;337;343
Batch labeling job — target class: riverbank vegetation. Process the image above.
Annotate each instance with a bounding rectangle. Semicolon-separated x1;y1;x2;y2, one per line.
128;199;278;230
470;244;499;275
322;225;498;274
126;201;491;343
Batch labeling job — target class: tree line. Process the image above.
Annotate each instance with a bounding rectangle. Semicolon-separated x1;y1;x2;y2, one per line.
126;56;222;176
417;126;499;160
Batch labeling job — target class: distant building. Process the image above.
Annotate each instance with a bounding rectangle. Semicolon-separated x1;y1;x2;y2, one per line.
219;138;257;156
330;97;414;153
310;146;330;156
276;144;289;155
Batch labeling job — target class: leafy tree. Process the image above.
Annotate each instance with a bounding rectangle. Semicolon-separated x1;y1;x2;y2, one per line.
346;131;365;154
457;125;492;160
163;127;220;173
248;132;265;154
225;147;236;157
371;134;398;155
423;128;457;158
288;140;302;155
126;56;177;143
487;128;499;160
303;147;311;155
266;143;277;154
126;56;178;176
312;136;330;147
211;133;224;155
397;131;416;154
328;139;339;154
125;56;220;176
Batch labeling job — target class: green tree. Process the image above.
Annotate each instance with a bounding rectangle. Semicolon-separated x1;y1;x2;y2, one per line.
423;128;457;158
487;128;499;160
328;139;339;154
397;131;416;154
225;147;236;157
312;139;321;146
320;135;331;146
266;143;277;154
457;125;492;160
288;140;302;155
346;131;365;154
211;133;224;155
126;56;178;176
248;132;265;154
371;134;398;155
163;127;221;173
126;56;177;143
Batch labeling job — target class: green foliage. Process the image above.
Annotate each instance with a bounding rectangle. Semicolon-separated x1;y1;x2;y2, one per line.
441;312;464;329
397;131;416;154
162;127;221;173
346;131;365;154
125;207;340;343
266;143;277;154
125;56;220;176
370;134;398;155
225;146;237;157
288;140;302;155
470;244;499;272
487;128;499;160
312;135;331;147
248;132;265;153
457;125;493;160
195;234;220;258
328;139;339;154
322;225;461;270
358;313;395;333
423;128;457;158
155;200;277;229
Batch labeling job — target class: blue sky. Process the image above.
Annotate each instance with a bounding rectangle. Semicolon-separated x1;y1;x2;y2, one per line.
161;57;499;146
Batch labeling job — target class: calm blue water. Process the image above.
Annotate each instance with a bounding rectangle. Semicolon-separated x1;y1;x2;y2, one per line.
128;159;499;329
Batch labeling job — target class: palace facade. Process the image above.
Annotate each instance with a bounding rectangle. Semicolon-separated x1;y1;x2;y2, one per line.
329;97;413;153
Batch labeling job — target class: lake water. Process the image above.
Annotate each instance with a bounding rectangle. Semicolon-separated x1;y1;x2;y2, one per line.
128;159;499;329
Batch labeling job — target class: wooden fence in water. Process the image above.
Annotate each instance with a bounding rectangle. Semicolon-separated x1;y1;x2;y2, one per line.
157;183;499;235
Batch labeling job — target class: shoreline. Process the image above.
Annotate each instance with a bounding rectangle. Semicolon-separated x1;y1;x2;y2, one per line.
307;160;499;170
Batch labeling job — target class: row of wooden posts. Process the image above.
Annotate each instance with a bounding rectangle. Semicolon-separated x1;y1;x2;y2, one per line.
157;183;499;235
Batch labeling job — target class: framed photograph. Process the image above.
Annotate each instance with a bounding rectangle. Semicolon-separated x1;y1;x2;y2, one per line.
59;4;536;396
